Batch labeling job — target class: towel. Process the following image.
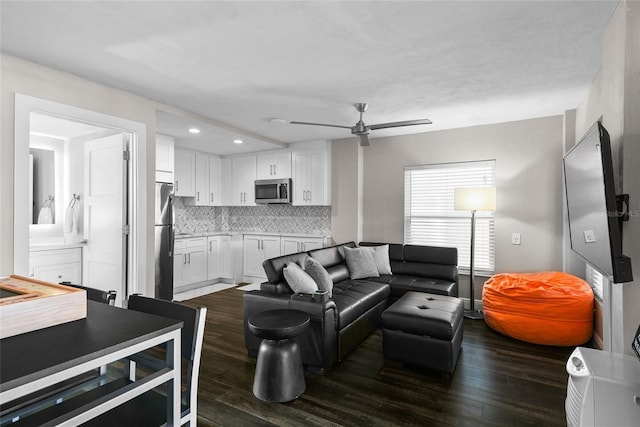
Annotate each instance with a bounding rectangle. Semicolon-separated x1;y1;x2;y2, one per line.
64;204;79;233
37;206;52;224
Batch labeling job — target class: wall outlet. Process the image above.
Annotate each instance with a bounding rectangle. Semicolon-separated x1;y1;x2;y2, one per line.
511;232;521;245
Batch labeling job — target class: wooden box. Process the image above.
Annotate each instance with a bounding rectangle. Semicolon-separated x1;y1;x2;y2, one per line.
0;275;87;339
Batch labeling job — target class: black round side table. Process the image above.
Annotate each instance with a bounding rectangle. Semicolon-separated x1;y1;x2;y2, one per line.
248;309;310;402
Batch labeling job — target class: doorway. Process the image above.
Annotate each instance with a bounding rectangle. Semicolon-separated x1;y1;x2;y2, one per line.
14;94;148;304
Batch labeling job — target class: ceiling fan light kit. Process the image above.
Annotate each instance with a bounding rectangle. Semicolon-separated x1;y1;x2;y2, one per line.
290;102;432;146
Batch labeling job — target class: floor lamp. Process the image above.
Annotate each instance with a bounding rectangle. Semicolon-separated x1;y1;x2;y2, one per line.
454;187;496;320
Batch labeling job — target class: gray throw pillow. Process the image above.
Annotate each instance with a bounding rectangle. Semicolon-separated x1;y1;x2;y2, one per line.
366;244;392;275
343;246;380;280
283;262;318;294
305;256;333;297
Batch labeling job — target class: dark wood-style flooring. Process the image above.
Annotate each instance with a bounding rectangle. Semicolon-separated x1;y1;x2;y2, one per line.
183;288;573;426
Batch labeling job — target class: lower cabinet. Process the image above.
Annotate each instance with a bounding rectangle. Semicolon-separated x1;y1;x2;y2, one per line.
243;234;282;279
280;236;325;256
207;235;233;280
173;237;207;288
29;247;82;283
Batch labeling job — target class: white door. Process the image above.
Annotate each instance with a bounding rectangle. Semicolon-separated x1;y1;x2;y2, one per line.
83;134;127;300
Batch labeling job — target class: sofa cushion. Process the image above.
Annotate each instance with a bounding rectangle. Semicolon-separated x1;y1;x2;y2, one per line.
263;252;309;288
343;246;380;280
305;256;333;297
283;262;318;294
308;242;356;268
359;242;403;262
366;244;392;275
331;280;390;328
366;275;457;297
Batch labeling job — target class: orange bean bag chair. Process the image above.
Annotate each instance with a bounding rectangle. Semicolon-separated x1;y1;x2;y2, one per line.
482;272;593;346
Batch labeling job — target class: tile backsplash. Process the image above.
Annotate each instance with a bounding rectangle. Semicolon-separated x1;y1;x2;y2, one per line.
174;197;331;235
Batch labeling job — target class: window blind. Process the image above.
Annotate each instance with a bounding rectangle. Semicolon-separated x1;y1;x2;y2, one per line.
404;160;496;275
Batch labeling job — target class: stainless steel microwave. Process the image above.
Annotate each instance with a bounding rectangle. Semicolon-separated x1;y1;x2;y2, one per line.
255;178;292;204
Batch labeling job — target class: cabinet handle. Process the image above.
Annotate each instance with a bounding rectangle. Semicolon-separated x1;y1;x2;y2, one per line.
176;181;179;192
210;193;214;203
57;274;63;279
197;191;200;201
274;164;277;176
210;241;212;251
184;254;187;264
188;253;191;264
302;242;306;251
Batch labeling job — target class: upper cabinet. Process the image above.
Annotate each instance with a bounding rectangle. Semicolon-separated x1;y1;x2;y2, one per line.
292;141;331;206
155;134;174;183
174;148;195;197
172;141;330;206
256;151;292;180
231;155;256;206
192;152;222;206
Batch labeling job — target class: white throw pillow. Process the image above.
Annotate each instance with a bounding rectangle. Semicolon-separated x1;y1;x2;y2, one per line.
366;244;392;275
305;256;333;297
283;261;318;294
343;246;380;280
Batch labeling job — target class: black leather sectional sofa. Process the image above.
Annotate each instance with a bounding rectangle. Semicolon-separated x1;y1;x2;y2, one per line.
243;241;458;372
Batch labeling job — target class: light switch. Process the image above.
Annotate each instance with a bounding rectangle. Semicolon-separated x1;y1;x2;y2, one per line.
511;233;521;245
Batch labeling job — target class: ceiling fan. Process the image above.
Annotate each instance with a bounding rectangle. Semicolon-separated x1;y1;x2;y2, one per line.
290;103;432;146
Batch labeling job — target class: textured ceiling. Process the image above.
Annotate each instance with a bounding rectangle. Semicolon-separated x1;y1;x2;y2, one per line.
1;1;617;153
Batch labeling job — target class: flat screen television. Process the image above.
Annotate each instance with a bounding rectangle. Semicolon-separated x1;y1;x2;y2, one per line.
563;121;632;283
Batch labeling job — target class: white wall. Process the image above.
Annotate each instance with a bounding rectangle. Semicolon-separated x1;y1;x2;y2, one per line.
359;116;565;275
330;138;363;244
570;1;639;355
0;54;156;295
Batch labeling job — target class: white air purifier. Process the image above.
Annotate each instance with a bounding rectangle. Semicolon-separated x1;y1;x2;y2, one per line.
565;347;640;426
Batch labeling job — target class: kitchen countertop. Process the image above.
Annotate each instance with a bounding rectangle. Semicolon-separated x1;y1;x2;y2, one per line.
174;231;330;239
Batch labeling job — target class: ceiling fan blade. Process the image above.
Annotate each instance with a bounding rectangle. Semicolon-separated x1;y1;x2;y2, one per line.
289;120;352;129
358;134;370;147
369;118;432;130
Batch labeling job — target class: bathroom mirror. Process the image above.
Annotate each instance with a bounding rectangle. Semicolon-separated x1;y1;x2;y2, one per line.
29;131;64;235
30;147;56;224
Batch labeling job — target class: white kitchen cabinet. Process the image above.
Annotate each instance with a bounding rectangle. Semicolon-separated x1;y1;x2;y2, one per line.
280;235;326;256
192;153;222;206
292;143;330;205
232;155;256;206
174;148;196;197
207;235;233;280
155;134;174;183
29;247;82;283
220;158;233;206
173;237;207;287
243;234;281;279
209;156;222;206
193;152;209;206
256;151;292;180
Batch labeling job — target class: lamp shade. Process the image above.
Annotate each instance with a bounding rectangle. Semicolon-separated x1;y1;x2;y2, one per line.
454;187;496;211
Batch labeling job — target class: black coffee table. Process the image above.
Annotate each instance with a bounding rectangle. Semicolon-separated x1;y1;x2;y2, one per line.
248;309;310;402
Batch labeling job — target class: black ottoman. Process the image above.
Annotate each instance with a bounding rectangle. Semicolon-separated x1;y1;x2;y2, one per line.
381;291;464;373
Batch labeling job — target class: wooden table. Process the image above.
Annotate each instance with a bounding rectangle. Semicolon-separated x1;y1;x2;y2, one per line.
0;301;182;425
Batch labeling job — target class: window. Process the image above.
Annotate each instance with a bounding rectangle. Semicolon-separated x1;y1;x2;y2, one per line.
404;160;495;275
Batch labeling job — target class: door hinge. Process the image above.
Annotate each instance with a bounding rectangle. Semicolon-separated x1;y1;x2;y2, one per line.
123;150;130;161
123;224;130;235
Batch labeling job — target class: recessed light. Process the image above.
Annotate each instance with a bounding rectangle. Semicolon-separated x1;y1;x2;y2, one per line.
269;118;288;125
188;127;200;134
233;139;243;144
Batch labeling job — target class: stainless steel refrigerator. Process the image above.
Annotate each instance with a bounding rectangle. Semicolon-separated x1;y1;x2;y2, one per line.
155;182;174;300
